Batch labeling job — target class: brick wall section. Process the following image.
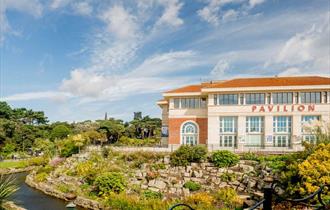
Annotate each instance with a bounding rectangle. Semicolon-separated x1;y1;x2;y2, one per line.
168;118;208;144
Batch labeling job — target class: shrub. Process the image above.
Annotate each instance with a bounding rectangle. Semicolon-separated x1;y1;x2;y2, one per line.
75;160;98;184
298;143;330;194
220;171;236;182
185;192;214;208
35;172;48;182
211;150;239;168
59;139;79;157
94;172;126;196
28;156;48;166
36;164;53;174
170;145;207;166
143;190;163;199
215;187;242;208
183;181;201;191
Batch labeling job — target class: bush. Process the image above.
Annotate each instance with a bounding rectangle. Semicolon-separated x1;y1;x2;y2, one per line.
58;139;79;157
211;150;239;168
27;156;48;166
143;190;163;199
185;192;214;208
35;172;48;182
94;172;126;196
215;187;242;208
170;145;207;166
183;181;201;191
117;136;160;146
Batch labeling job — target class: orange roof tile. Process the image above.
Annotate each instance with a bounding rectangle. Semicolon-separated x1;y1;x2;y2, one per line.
203;76;330;89
165;84;202;93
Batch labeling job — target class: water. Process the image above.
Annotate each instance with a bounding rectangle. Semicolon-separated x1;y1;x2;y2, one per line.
9;172;86;210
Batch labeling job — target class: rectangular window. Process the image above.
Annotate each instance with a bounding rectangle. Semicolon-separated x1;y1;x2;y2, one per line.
273;135;290;147
239;94;244;105
246;116;264;133
273;116;292;133
174;98;180;109
301;115;321;133
214;94;238;105
174;98;206;109
220;117;237;133
272;92;293;104
245;93;265;104
219;116;237;147
300;92;321;103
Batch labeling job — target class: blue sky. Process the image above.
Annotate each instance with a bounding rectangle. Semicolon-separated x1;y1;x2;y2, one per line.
0;0;329;122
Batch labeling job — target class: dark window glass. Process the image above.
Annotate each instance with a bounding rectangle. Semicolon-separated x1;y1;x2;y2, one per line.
246;93;265;104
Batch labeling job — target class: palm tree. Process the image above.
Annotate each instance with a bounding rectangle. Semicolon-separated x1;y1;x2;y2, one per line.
0;175;18;209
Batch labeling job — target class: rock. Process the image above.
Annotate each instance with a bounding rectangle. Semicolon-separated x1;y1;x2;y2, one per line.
154;180;166;189
64;193;77;200
148;187;160;192
183;188;190;196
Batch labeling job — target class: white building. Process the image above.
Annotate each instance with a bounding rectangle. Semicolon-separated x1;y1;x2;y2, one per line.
157;76;330;152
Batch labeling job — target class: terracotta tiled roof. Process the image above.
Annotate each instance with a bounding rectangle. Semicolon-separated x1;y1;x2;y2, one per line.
203;76;330;88
165;84;202;93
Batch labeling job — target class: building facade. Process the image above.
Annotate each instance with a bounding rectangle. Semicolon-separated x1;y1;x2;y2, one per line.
157;76;330;152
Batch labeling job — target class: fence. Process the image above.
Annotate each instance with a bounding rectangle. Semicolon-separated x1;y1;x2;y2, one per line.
86;143;306;154
168;184;330;210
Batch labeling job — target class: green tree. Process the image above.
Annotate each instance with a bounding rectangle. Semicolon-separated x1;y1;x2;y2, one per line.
0;102;12;119
51;124;71;140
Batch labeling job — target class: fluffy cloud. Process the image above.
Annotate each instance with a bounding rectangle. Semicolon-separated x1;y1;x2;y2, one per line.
72;2;93;16
275;16;330;75
156;0;184;27
59;50;206;103
197;0;266;26
50;0;71;10
100;5;139;40
0;0;43;42
1;91;70;102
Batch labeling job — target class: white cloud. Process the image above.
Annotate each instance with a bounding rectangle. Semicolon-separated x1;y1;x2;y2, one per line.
50;0;71;10
249;0;265;8
210;60;230;78
156;0;184;27
274;15;330;75
72;2;93;16
0;0;43;42
100;5;139;40
278;67;302;76
197;0;265;26
59;50;207;103
1;91;70;102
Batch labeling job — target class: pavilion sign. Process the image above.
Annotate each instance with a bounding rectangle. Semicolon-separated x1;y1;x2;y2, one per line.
252;104;315;112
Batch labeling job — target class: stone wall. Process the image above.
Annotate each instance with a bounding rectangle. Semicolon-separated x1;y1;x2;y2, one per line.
128;158;273;200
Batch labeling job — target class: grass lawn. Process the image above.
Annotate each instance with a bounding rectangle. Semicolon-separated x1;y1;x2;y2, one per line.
0;160;28;169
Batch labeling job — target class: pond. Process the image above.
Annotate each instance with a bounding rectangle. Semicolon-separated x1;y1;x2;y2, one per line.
9;172;86;210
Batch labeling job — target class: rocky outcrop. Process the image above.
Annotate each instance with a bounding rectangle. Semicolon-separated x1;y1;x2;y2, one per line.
2;201;26;210
129;159;273;199
0;166;34;175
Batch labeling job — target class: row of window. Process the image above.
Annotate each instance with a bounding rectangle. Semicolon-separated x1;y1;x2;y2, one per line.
219;115;320;147
213;91;327;105
219;115;318;134
174;98;207;109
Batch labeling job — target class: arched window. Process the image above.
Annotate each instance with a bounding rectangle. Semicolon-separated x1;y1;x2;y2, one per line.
181;121;198;145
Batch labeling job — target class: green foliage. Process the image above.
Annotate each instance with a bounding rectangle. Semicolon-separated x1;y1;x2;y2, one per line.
27;156;49;166
211;150;239;168
119;151;165;169
35;172;48;182
51;124;71;140
183;181;201;191
170;145;207;166
220;171;237;182
57;138;79;157
215;187;242;208
94;172;126;195
0;175;18;205
117;136;160;146
0;142;16;157
33;138;55;156
0;160;28;169
143;190;163;199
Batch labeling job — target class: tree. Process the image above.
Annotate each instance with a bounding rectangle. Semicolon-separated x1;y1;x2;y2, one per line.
51;124;71;140
33;138;55;156
0;102;12;119
97;119;125;144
